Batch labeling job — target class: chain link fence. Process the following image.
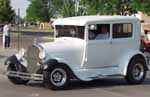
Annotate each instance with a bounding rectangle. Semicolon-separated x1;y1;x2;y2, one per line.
0;29;54;50
10;31;53;50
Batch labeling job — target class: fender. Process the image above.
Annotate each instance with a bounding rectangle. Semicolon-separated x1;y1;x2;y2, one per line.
42;59;58;70
118;50;147;76
4;55;27;72
43;58;73;71
4;55;20;66
42;57;97;81
43;55;75;70
42;58;79;80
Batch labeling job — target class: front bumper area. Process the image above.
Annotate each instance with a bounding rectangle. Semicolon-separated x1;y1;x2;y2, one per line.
5;71;43;81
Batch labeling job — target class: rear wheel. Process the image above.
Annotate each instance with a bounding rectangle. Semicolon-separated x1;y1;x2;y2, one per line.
125;58;147;84
43;65;70;90
7;64;29;85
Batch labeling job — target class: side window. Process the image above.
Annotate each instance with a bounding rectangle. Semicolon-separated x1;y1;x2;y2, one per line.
88;24;110;40
56;25;85;39
113;23;133;38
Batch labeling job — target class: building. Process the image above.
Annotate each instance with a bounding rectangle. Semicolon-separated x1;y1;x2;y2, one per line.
136;12;150;34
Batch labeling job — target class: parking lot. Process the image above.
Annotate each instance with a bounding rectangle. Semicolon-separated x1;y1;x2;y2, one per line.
0;50;150;97
0;70;150;97
0;32;150;97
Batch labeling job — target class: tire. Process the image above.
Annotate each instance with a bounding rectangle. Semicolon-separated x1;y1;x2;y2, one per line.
125;57;147;85
43;65;70;90
7;64;29;85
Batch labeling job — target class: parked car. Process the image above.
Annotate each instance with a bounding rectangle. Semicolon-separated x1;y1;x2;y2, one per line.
4;16;150;90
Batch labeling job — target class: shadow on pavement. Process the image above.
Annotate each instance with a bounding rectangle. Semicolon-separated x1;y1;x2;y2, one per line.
25;78;150;90
69;78;150;90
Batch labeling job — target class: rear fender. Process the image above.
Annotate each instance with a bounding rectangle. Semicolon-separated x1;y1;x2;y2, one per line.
118;51;147;76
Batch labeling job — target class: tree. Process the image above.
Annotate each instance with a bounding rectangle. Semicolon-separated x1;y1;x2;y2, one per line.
26;0;87;18
131;0;150;15
79;0;150;16
26;0;150;20
50;0;76;18
26;0;50;22
49;0;63;18
50;0;85;18
60;0;76;17
0;0;15;23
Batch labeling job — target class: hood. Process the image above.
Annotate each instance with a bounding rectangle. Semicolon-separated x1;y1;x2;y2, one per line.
39;37;86;54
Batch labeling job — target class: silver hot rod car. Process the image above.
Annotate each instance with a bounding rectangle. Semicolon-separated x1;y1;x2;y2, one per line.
4;16;150;90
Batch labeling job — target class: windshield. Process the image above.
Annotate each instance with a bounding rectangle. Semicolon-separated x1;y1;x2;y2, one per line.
55;25;85;39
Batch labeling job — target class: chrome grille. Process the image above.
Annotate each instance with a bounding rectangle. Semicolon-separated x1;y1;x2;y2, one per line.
26;45;41;73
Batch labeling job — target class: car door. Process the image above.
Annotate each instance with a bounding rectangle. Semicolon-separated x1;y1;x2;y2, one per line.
84;24;113;69
111;23;134;67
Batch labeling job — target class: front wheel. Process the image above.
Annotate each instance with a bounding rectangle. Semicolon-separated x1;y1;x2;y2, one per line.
43;65;70;90
125;58;147;84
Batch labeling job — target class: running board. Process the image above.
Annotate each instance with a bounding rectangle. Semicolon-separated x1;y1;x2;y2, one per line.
89;74;123;80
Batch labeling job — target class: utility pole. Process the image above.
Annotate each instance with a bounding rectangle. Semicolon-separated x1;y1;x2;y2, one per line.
75;0;79;16
17;8;20;51
48;0;51;22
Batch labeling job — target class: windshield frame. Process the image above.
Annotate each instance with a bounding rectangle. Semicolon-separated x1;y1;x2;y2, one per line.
53;25;86;41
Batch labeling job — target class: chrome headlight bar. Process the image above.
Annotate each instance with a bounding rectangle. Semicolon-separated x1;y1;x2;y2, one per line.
33;43;47;60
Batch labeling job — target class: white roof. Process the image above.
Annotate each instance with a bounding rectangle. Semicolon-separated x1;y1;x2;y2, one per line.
53;16;139;26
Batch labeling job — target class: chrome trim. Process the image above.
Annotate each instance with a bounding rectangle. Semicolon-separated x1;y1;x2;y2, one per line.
5;71;43;81
132;63;144;80
26;45;41;73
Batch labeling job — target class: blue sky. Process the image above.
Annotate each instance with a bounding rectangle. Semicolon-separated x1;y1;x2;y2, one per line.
10;0;30;18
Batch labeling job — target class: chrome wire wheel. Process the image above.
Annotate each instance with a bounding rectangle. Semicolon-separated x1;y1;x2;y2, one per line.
125;57;147;85
50;68;67;87
132;63;144;81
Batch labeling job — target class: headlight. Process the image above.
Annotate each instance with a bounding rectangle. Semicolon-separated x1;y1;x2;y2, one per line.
19;48;25;57
39;50;46;60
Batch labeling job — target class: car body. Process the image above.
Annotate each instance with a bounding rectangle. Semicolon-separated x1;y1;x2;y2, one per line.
5;16;150;90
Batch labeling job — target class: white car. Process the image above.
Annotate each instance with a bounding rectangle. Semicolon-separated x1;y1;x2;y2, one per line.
5;16;149;90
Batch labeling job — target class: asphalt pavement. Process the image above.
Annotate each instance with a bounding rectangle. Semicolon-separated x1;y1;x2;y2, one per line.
0;48;150;97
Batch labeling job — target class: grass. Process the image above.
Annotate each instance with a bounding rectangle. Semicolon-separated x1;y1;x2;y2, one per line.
0;27;55;42
42;36;54;41
11;31;54;41
11;32;21;36
13;26;54;33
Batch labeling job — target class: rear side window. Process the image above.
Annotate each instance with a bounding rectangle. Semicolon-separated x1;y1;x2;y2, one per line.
113;23;133;38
